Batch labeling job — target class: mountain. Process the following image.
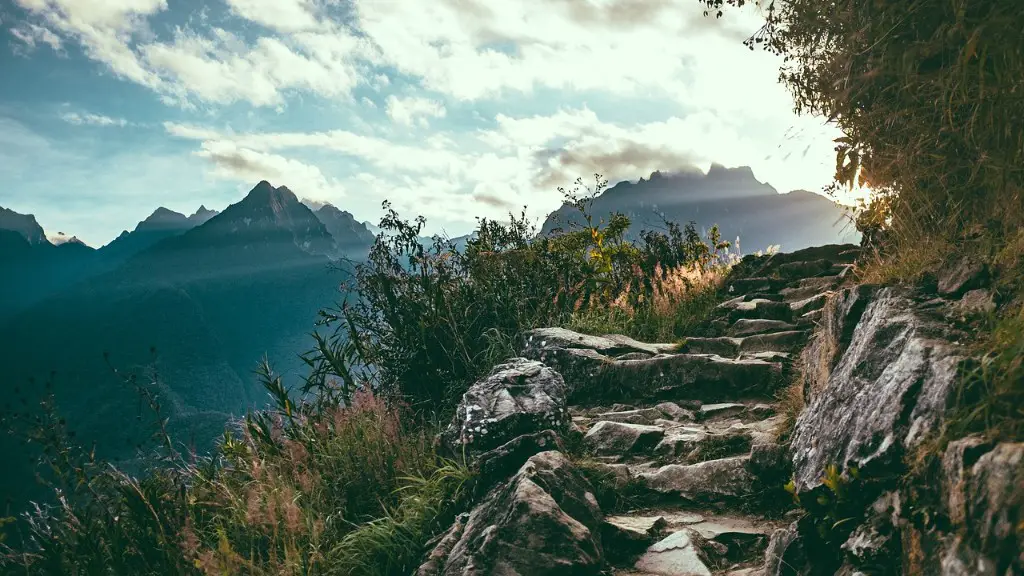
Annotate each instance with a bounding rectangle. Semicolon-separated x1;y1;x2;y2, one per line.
0;206;48;245
188;205;218;226
0;182;352;508
542;164;859;253
314;203;376;257
0;208;97;319
98;205;220;266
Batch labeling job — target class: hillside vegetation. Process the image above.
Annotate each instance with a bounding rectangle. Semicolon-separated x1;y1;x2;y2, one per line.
3;0;1023;573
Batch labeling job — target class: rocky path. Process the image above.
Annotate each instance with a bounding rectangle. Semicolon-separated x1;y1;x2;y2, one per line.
419;244;862;576
543;245;860;576
420;242;1022;576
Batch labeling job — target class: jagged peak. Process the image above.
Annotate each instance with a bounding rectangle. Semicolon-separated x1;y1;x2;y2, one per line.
143;207;188;222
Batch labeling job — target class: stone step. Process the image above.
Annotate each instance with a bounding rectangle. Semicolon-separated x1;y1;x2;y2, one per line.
631;455;760;507
727;319;800;337
606;510;780;575
679;330;809;358
725;301;794;324
725;277;789;295
779;275;842;302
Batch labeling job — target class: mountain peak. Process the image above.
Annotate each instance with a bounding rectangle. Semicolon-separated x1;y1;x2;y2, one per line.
188;205;219;225
134;207;190;234
0;206;49;245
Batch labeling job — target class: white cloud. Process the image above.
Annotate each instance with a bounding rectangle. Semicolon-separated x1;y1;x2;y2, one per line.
60;111;128;126
385;95;446;127
222;0;320;33
8;22;63;52
194;139;347;201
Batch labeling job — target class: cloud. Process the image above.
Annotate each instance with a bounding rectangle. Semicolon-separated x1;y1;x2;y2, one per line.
8;21;63;52
60;111;128;127
222;0;320;33
385;95;446;127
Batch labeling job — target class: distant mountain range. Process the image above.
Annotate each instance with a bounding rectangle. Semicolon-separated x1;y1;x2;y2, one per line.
0;182;375;507
542;164;859;252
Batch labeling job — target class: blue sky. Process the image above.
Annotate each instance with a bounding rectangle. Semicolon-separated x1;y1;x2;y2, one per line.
0;0;852;247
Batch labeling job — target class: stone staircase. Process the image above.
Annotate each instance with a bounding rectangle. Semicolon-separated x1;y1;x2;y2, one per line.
418;244;863;576
551;246;860;576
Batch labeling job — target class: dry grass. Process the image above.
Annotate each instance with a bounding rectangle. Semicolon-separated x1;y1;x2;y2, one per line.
569;261;728;342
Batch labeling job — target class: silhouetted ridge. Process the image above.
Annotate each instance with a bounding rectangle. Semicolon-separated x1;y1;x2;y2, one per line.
543;165;858;252
0;206;49;245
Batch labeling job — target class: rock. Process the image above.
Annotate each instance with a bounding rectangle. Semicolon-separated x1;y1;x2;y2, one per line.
592;407;664;425
747;443;790;480
475;430;565;494
790;288;965;493
633;530;712;576
679;336;742;357
654;427;708;460
584;421;665;456
546;350;784;405
727;277;789;295
749;404;777;419
840;491;900;570
417;513;470;576
523;327;674;357
937;255;988;297
789;292;831;315
698;402;748;421
638;456;757;504
420;451;604;575
729;319;800;337
739;331;810;355
602;515;668;560
777;259;833;280
440;358;569;459
780;276;842;302
942;436;992;526
955;288;996;315
959;442;1023;571
762;522;811;576
798;285;874;401
728;301;794;323
656;401;695;421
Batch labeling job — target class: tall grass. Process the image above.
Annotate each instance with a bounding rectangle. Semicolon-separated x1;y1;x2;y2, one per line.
1;365;468;575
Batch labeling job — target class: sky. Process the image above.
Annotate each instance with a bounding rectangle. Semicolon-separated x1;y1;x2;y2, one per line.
0;0;856;248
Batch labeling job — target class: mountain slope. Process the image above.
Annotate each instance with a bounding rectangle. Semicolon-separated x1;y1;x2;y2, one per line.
0;182;351;509
542;165;859;252
314;203;376;257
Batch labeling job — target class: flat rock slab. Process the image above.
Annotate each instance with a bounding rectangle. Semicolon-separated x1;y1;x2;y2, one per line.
633;530;712;576
728;301;794;323
523;327;676;357
637;456;756;504
698;403;748;421
738;330;809;354
593;407;666;425
729;319;800;337
678;337;742;357
585;421;665;456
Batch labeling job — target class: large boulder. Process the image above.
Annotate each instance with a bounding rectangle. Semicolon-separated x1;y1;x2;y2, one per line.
416;451;605;576
440;358;569;460
791;287;966;493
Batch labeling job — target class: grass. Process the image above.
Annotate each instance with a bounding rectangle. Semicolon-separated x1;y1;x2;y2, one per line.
0;372;471;576
567;257;731;342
